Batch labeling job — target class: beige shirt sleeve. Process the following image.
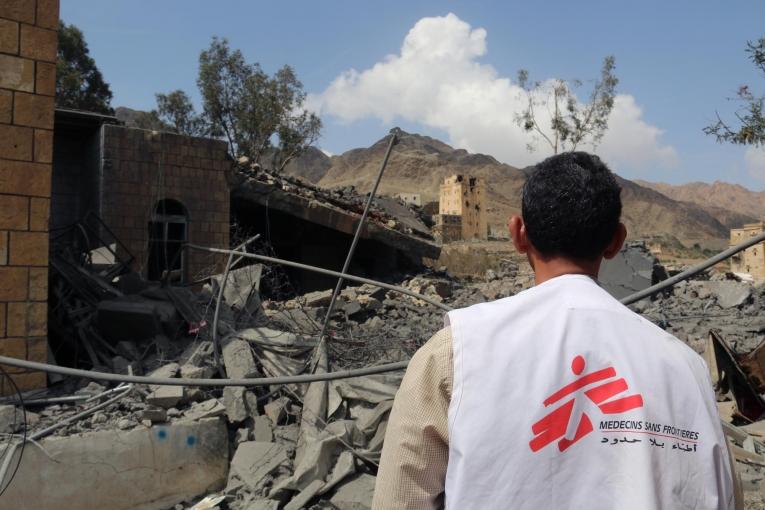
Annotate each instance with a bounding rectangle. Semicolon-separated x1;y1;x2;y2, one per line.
372;326;453;510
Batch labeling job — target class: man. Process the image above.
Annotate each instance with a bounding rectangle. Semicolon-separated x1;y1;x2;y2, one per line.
372;152;737;509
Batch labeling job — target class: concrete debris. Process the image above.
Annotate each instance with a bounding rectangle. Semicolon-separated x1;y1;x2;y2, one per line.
184;399;226;421
599;241;668;299
21;231;765;509
708;281;753;309
226;441;290;495
329;473;377;510
253;415;275;442
223;386;251;423
264;397;290;425
147;386;185;409
222;338;260;379
3;418;228;510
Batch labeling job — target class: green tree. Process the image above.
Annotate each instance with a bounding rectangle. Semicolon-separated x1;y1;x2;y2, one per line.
704;38;765;146
196;37;321;171
56;21;114;114
155;90;207;136
129;110;171;132
516;56;618;154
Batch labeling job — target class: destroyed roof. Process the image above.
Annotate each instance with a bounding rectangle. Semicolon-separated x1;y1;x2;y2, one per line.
232;168;441;261
54;107;121;129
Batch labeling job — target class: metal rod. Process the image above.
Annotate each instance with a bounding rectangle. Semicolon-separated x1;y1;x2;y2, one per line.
620;230;765;305
315;129;399;355
0;356;408;387
211;234;261;376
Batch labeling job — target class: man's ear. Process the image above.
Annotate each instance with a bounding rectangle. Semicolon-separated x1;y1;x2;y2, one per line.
509;215;530;254
603;222;627;260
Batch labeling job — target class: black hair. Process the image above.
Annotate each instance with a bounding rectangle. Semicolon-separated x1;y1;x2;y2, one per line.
521;152;622;260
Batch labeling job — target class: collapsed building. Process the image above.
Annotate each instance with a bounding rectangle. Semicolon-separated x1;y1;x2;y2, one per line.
231;170;439;293
52;108;232;282
5;3;765;509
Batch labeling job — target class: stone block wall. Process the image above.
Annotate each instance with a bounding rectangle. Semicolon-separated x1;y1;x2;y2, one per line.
100;125;230;281
731;222;765;280
0;0;58;395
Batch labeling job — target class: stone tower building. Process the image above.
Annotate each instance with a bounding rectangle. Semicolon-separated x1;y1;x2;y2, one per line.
438;175;487;241
731;222;765;280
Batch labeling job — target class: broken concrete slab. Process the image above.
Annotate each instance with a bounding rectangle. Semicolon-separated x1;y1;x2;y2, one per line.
221;338;259;379
226;441;290;494
707;281;753;309
284;479;324;510
253;415;274;442
148;362;180;392
302;289;333;307
242;500;280;510
264;397;290;425
599;241;668;300
0;405;20;434
223;386;249;423
184;399;226;421
329;473;376;510
140;407;168;423
147;386;184;409
2;418;228;510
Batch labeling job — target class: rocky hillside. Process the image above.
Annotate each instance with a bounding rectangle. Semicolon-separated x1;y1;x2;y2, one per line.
284;131;739;243
635;180;763;227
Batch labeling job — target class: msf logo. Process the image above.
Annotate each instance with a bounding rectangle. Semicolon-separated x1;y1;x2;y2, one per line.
529;355;643;453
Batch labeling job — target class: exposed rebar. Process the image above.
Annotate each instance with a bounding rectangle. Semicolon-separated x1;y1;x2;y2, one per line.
315;128;399;359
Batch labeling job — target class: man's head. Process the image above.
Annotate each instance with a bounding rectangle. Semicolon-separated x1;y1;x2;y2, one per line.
509;152;626;280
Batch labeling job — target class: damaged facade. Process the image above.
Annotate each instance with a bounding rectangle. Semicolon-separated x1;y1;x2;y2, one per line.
731;222;765;280
436;174;487;242
52;109;231;282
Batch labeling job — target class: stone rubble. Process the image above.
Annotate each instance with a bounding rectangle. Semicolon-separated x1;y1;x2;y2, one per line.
7;246;765;509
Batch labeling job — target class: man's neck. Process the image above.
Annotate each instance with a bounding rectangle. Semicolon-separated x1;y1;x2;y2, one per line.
530;255;602;286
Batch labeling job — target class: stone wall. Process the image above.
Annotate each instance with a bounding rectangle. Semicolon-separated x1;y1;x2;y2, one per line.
100;125;230;281
0;0;58;394
731;222;765;280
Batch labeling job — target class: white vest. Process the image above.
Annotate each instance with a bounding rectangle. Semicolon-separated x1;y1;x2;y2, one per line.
444;274;733;510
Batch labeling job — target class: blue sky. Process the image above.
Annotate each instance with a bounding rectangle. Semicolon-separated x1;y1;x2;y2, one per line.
61;1;765;189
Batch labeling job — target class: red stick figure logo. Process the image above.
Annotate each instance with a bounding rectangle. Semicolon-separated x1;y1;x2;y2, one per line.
529;355;643;453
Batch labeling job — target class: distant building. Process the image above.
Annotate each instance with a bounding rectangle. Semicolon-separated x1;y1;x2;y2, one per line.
395;193;422;207
436;175;487;241
730;222;765;279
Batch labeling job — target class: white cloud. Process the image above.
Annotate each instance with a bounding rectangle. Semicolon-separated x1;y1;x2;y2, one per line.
320;148;334;157
745;146;765;181
310;13;677;172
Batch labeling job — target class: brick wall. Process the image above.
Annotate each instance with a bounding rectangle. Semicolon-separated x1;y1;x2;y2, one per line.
100;125;230;281
0;0;58;395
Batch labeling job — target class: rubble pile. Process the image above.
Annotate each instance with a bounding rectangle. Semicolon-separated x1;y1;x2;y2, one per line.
7;237;765;508
240;167;434;241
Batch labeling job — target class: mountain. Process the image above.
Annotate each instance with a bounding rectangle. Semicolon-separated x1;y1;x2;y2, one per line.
634;180;764;227
287;131;738;243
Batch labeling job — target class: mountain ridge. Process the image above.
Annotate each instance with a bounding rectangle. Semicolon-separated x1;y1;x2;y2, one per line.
282;131;748;244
